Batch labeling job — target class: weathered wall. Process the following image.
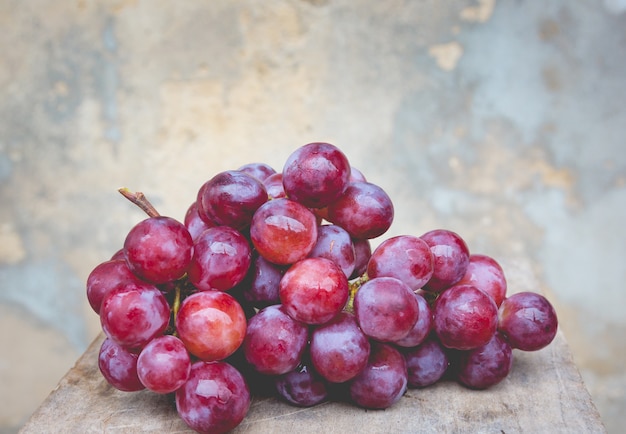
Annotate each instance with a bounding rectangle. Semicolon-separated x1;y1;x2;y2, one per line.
1;0;625;431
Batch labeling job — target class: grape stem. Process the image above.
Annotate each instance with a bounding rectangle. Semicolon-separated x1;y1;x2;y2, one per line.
118;187;161;218
345;273;369;314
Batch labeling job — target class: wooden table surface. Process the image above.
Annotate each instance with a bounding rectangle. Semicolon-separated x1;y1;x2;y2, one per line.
21;329;605;434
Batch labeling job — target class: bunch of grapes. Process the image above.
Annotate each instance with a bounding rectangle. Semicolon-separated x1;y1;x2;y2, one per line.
86;142;559;434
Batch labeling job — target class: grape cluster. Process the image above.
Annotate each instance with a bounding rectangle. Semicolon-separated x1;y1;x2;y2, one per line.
86;142;559;434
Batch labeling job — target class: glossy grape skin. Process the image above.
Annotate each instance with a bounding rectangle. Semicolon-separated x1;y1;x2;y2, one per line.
100;281;170;350
250;198;318;265
420;229;470;293
175;291;247;361
394;292;433;348
282;142;351;209
137;335;191;394
403;335;450;388
86;259;141;314
275;358;329;407
237;162;276;182
197;170;268;230
123;216;194;285
184;201;216;241
279;257;349;325
457;254;507;307
433;284;498;351
326;181;394;240
187;226;252;292
349;342;408;409
349;166;367;182
353;277;419;343
307;224;356;278
455;332;513;390
367;235;434;291
309;312;371;383
349;238;371;280
98;337;145;392
175;361;250;434
239;253;284;308
242;304;309;375
263;172;287;200
498;291;558;351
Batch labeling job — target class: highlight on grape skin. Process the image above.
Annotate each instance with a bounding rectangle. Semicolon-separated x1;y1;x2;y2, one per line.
87;142;559;432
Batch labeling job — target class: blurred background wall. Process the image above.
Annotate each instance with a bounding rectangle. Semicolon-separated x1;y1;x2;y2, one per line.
1;0;625;432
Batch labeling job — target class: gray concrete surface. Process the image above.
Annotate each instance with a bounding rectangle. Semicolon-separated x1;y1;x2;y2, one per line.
1;0;624;432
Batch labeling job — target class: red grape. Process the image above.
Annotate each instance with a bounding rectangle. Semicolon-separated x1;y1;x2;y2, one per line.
275;358;329;407
98;337;145;392
86;259;141;314
175;291;247;361
137;335;191;394
455;332;513;390
349;238;371;280
237;162;276;182
433;283;498;350
353;277;419;343
349;342;408;409
239;253;284;308
175;361;250;434
263;172;287;200
326;181;394;240
498;291;558;351
403;335;450;388
420;229;470;293
243;304;309;375
187;225;252;292
183;201;216;241
279;257;349;325
457;254;507;307
307;224;356;278
282;142;351;209
250;198;318;265
394;291;433;347
123;216;194;284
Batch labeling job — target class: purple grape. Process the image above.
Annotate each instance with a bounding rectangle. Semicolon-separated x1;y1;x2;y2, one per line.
187;225;252;292
354;277;419;342
123;216;194;284
349;342;408;409
86;259;142;314
349;238;371;279
183;201;216;241
394;291;433;347
137;335;191;394
326;181;394;240
282;142;351;209
367;235;434;291
263;172;287;200
240;253;285;308
498;291;558;351
175;361;250;434
420;229;470;293
433;284;498;351
197;170;268;230
307;224;356;278
98;337;145;392
243;304;309;375
237;162;276;182
309;312;371;383
457;254;507;307
275;358;329;407
403;335;449;388
455;332;513;389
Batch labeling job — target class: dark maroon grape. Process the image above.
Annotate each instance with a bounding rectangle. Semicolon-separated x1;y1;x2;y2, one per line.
123;216;194;284
184;201;216;241
307;224;356;278
237;162;276;182
457;254;507;307
394;291;433;347
420;229;470;293
349;342;407;409
354;277;419;343
100;281;170;350
498;292;558;351
86;259;142;314
326;181;394;240
282;142;351;209
350;238;371;279
275;358;329;407
367;235;434;291
187;226;252;292
309;312;371;383
403;335;449;388
455;332;513;389
433;284;498;351
243;305;309;375
250;198;318;265
240;253;284;308
175;361;250;434
197;170;268;230
137;335;191;394
279;257;349;325
98;337;145;392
